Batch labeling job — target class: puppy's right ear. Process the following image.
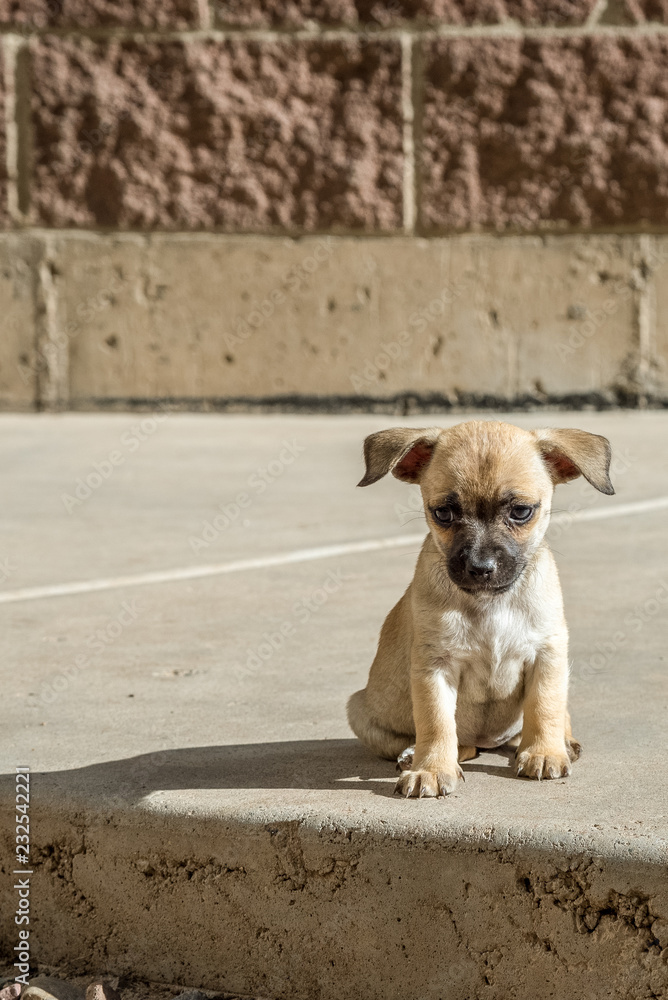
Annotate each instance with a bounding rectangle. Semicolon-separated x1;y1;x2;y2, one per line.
357;427;441;487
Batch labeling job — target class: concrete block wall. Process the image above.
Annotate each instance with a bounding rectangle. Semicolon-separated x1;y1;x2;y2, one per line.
1;1;668;410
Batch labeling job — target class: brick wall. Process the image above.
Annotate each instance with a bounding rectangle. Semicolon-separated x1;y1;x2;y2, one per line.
1;1;668;410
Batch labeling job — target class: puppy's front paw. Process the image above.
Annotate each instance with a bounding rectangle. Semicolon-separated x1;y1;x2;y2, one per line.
394;765;463;798
516;746;571;780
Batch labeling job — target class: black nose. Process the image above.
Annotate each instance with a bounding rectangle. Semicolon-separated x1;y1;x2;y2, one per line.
466;555;496;578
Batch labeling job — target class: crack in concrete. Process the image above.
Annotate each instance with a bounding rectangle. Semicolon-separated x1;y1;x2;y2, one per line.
35;838;94;919
517;860;664;952
132;856;247;884
266;820;360;893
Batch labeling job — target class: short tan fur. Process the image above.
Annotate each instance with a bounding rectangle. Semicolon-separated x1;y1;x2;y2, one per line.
348;420;614;798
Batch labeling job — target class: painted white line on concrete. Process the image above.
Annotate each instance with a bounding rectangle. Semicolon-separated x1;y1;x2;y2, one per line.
0;495;666;606
557;495;668;522
0;535;425;606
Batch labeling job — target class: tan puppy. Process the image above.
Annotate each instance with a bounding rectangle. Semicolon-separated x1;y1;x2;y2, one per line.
347;421;614;798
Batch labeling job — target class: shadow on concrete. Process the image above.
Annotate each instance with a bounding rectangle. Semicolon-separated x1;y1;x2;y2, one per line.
0;739;517;806
463;745;519;780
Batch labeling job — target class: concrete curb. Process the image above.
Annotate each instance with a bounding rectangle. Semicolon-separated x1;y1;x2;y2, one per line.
2;753;667;1000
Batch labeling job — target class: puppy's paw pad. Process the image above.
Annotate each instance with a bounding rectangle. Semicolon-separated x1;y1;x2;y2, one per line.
516;749;571;780
394;766;462;798
567;738;582;762
396;746;415;772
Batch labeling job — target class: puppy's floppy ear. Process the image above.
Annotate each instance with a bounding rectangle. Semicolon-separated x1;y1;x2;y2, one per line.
358;427;441;487
532;428;615;495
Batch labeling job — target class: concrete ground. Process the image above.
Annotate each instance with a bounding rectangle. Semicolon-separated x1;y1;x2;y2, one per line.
1;410;667;1000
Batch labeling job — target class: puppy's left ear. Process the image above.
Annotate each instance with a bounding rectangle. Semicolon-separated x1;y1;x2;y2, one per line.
532;428;615;495
358;427;441;487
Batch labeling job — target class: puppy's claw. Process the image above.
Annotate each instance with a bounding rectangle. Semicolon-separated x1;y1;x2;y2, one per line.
516;748;571;780
437;765;463;797
395;766;461;799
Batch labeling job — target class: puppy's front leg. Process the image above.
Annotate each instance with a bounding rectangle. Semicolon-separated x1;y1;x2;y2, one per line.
517;638;572;780
395;650;463;798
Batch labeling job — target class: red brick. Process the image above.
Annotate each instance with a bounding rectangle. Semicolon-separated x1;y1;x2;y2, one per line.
503;0;597;21
634;0;668;19
600;0;668;23
0;0;201;30
31;37;403;232
421;36;668;232
213;0;595;27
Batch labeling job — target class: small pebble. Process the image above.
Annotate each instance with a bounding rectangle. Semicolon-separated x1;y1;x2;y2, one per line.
0;984;21;1000
85;983;121;1000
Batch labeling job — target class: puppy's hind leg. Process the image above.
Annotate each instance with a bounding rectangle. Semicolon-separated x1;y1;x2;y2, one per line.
565;711;582;762
347;689;413;761
397;743;478;772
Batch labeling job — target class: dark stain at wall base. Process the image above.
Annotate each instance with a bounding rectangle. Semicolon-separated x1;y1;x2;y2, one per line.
65;390;668;416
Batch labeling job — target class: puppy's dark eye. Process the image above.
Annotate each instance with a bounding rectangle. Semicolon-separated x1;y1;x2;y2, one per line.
509;504;534;523
432;507;455;525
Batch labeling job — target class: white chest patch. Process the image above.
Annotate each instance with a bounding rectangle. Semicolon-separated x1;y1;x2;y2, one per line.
438;601;540;702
